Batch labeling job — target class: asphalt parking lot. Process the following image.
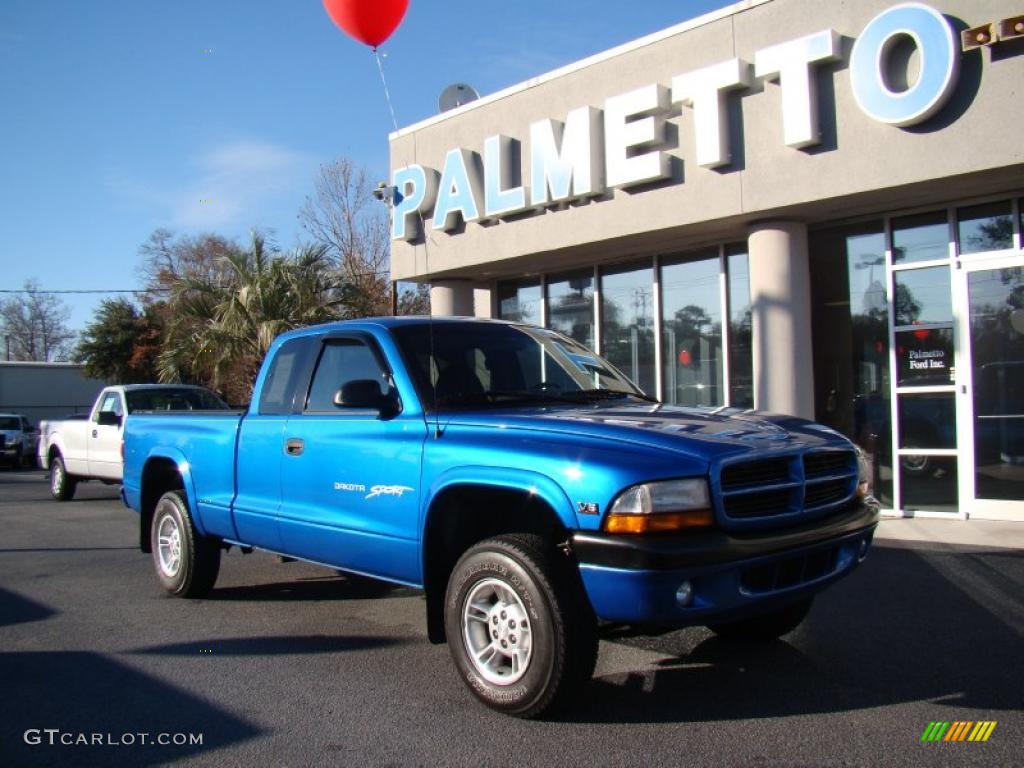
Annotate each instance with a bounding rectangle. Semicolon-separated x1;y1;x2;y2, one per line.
1;468;1021;767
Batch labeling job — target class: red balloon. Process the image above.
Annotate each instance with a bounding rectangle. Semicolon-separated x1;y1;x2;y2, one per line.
323;0;409;48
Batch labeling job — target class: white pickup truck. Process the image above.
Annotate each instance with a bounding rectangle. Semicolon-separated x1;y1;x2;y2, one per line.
38;384;230;500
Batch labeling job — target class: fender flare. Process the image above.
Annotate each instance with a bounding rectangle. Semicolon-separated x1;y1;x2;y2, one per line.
43;432;67;469
422;465;577;532
141;448;208;537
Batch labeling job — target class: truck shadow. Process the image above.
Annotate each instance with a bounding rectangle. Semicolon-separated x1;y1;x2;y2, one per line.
0;586;57;627
130;634;407;656
0;650;261;767
207;574;421;602
566;543;1023;723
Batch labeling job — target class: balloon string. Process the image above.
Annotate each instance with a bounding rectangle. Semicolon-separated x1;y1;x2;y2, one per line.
374;50;400;133
373;45;440;434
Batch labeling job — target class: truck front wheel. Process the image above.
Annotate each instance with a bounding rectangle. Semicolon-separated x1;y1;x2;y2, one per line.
707;596;813;643
49;456;77;501
150;490;220;598
444;534;597;719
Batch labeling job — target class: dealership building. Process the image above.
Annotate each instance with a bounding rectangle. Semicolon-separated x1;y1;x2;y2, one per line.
387;0;1023;521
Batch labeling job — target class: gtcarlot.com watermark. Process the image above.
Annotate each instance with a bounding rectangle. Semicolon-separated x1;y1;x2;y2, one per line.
24;729;203;747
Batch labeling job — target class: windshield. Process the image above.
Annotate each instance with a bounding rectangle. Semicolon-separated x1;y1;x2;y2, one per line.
0;417;20;430
392;322;652;411
125;388;230;413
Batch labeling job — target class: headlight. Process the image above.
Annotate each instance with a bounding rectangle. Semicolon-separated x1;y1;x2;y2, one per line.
855;446;872;498
603;478;713;534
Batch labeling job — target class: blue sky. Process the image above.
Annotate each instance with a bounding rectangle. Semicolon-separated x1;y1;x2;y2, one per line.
0;0;730;331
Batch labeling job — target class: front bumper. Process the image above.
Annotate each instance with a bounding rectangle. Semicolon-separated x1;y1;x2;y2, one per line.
572;498;879;625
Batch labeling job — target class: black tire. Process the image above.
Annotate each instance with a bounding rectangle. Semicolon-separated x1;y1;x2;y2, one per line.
49;455;78;501
150;490;221;598
708;597;813;643
444;534;598;719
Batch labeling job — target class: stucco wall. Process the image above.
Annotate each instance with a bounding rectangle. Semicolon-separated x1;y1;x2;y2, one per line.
389;0;1023;282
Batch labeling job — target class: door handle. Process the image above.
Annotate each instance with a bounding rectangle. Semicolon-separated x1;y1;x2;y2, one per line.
285;438;304;456
92;429;98;438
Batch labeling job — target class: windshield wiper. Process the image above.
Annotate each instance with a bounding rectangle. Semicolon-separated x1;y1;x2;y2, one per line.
571;388;660;403
434;390;575;408
435;388;658;408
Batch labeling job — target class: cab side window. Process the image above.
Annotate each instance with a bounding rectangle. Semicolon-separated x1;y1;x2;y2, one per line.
96;392;123;422
306;339;389;412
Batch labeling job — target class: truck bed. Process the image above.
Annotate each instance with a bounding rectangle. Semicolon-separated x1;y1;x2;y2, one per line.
122;411;245;541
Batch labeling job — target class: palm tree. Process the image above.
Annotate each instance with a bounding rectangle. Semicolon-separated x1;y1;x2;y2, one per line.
159;233;344;404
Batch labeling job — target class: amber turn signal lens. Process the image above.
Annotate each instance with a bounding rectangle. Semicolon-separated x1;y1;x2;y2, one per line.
603;508;714;534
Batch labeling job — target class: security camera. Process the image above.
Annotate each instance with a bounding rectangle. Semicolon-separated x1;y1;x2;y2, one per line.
372;181;396;202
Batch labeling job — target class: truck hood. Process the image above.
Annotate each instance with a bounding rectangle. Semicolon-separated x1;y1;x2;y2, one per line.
436;402;850;462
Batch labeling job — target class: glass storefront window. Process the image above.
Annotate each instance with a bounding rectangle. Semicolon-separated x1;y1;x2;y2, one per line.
726;245;753;408
810;224;893;507
892;211;948;264
895;328;954;386
893;266;952;326
496;280;542;325
900;459;958;512
969;266;1024;501
660;249;722;406
546;270;594;349
957;201;1013;254
600;262;655;395
898;393;956;448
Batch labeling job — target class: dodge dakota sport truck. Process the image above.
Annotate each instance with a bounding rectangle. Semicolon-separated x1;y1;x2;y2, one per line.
40;384;230;500
122;317;879;718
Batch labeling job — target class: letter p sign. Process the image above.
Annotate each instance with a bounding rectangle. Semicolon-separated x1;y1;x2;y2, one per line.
391;164;439;241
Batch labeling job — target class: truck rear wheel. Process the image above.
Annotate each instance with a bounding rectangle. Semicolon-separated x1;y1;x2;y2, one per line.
444;534;597;719
49;456;77;501
707;597;813;642
150;490;220;598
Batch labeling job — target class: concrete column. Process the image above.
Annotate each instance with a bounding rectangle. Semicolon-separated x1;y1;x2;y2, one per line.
473;286;493;318
430;280;475;317
747;221;814;419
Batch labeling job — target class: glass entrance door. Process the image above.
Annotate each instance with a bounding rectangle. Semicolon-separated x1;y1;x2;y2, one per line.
957;255;1024;521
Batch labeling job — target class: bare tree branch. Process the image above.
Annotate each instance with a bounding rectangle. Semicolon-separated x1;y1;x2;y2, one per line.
0;279;76;361
299;158;392;317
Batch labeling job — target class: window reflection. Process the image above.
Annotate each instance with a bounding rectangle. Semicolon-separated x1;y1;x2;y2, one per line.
898;393;956;448
660;249;723;406
893;267;952;326
497;280;541;325
957;201;1013;254
970;266;1024;501
546;270;594;349
810;225;893;507
727;245;753;408
892;211;948;264
901;460;959;512
895;328;954;386
600;262;655;394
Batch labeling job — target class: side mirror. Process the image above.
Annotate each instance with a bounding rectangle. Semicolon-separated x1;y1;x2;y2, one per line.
333;380;387;410
96;411;122;428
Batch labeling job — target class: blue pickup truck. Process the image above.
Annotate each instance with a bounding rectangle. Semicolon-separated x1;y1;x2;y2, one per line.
122;317;878;718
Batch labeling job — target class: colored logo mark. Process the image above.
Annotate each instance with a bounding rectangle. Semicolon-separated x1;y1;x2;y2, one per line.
921;721;997;742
